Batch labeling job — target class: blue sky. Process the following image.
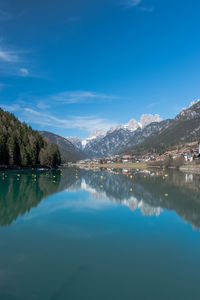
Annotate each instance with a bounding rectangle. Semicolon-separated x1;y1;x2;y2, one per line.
0;0;200;138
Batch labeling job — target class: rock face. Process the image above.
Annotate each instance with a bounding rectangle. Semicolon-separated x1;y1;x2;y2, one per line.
124;120;171;151
140;114;162;128
40;131;86;162
66;137;83;150
88;129;106;139
123;118;139;131
126;100;200;154
176;100;200;121
84;127;135;158
67;129;106;150
68;114;163;158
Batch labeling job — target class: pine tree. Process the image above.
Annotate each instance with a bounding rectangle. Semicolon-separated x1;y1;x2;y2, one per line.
0;108;61;168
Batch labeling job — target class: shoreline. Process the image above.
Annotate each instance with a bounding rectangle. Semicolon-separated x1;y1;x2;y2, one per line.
72;162;149;170
0;165;59;172
72;162;200;174
180;165;200;174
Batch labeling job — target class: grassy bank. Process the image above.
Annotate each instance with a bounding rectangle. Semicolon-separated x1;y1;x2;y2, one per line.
74;162;148;170
74;161;200;174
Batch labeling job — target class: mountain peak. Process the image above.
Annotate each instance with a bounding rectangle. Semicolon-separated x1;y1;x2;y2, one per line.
189;99;200;108
176;99;200;120
88;129;106;139
126;118;139;131
140;114;162;128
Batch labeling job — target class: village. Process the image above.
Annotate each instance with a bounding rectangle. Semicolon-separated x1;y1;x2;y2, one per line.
76;141;200;166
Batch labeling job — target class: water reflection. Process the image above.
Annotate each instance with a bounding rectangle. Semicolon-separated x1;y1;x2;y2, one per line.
0;168;76;226
0;168;200;228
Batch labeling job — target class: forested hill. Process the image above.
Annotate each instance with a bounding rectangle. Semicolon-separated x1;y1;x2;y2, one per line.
40;131;87;163
0;108;61;168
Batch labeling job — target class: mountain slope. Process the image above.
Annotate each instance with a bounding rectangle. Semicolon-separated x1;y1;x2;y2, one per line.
84;127;135;157
122;119;171;151
68;114;163;158
40;131;86;162
124;100;200;154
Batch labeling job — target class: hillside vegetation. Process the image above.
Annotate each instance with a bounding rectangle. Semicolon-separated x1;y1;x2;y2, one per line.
125;101;200;155
0;108;61;168
40;131;87;163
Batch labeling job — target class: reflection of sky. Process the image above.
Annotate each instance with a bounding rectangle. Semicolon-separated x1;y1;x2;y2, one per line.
1;177;200;300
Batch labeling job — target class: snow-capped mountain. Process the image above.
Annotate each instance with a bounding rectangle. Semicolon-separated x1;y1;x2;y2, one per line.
82;129;106;148
67;129;106;150
139;114;162;128
126;99;200;155
88;129;106;139
66;136;83;150
110;114;162;133
68;113;163;157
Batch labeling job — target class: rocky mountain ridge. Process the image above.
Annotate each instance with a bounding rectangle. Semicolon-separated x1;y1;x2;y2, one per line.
67;114;162;157
125;99;200;155
59;99;200;159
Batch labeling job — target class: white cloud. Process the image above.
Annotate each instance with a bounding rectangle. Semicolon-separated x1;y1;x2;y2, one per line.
0;49;35;78
0;46;32;77
22;108;117;132
45;90;116;104
19;68;29;76
0;104;20;112
0;49;19;62
1;89;118;133
37;102;51;110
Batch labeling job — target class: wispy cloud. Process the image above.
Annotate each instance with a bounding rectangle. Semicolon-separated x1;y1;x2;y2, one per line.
22;108;117;132
19;68;29;77
1;89;118;133
0;49;19;62
26;91;117;109
122;0;154;12
45;90;116;104
0;103;20;112
36;102;51;110
0;46;33;77
123;0;142;8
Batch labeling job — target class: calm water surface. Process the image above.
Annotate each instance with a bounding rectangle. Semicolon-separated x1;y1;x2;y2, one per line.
0;167;200;300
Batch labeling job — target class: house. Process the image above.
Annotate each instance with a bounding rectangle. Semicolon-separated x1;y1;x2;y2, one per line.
122;159;129;163
183;154;193;162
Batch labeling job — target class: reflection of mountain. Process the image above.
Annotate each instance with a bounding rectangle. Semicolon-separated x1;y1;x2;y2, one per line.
1;168;200;228
69;170;164;216
69;169;200;228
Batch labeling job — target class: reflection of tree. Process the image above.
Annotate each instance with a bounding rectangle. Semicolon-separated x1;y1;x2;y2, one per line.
0;168;77;226
1;167;200;229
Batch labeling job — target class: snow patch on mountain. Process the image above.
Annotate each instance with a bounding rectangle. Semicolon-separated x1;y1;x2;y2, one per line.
189;99;200;108
139;114;162;128
68;113;163;155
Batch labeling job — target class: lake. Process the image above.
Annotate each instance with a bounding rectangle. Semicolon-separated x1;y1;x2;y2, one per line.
0;167;200;300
